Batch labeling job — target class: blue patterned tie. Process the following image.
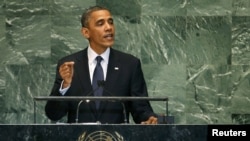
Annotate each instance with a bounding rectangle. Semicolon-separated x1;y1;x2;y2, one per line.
92;56;104;109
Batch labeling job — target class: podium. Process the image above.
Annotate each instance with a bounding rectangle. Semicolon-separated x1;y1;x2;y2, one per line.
1;124;249;140
0;124;209;141
33;96;170;124
1;97;248;140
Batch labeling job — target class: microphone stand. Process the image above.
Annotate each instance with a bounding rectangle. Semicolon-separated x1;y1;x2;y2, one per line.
121;102;128;124
75;80;129;124
98;80;128;124
75;86;99;123
75;100;84;123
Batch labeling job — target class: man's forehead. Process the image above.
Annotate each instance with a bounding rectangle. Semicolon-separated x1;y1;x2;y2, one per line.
90;10;112;21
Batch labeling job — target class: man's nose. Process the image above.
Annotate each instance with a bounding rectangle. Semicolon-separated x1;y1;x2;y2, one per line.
104;22;112;31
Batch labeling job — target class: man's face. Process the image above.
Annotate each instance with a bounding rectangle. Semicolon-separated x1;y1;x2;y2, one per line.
82;10;115;52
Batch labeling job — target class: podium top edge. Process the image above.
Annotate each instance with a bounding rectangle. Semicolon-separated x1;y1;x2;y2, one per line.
33;96;168;101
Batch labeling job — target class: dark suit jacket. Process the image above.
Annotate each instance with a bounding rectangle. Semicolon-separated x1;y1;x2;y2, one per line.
45;47;156;124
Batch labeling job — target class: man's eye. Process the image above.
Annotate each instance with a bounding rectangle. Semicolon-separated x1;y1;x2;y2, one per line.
109;20;113;24
97;22;103;26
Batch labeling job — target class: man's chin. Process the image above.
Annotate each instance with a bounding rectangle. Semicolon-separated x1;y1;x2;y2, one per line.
104;43;114;48
101;45;112;49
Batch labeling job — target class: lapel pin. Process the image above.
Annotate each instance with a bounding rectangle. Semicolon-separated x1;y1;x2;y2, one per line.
114;67;119;70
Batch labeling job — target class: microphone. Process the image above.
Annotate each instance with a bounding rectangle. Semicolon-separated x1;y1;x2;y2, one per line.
97;80;128;124
75;83;102;123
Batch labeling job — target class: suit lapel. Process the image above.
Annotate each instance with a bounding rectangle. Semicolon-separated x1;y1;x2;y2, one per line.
105;48;121;85
75;49;90;92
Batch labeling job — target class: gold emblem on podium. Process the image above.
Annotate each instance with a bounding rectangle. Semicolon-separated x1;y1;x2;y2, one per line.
78;130;124;141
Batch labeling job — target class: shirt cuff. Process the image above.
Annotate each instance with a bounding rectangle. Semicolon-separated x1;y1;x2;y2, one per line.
59;80;70;95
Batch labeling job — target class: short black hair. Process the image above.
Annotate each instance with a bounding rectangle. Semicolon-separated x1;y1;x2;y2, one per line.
81;5;110;27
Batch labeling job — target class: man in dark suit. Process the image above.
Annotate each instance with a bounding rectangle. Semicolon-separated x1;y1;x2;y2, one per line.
45;5;158;124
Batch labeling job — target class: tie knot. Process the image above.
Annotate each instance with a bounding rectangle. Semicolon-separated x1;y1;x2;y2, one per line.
96;56;103;64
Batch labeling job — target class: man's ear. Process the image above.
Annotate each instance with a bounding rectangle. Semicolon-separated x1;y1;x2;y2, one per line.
81;27;89;39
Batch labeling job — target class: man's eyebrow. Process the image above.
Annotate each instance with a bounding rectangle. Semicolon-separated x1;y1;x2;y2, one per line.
95;17;113;24
96;19;104;23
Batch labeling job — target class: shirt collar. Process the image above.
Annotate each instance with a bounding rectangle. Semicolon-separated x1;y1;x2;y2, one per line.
88;46;110;64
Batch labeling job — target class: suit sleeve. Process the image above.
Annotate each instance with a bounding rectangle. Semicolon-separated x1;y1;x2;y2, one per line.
45;61;69;121
129;59;157;123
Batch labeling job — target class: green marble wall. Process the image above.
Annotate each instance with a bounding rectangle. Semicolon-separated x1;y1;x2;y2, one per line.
0;0;250;124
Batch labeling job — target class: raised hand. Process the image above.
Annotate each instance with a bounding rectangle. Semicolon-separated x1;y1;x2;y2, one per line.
59;61;75;88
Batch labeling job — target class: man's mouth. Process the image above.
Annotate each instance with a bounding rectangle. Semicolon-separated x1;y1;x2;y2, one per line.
104;34;113;39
